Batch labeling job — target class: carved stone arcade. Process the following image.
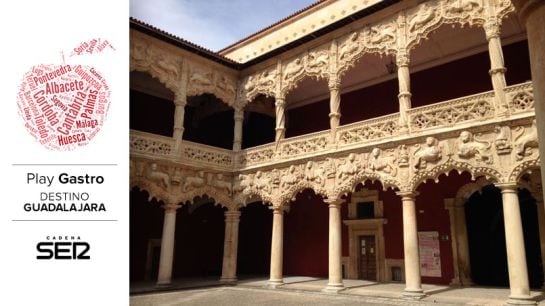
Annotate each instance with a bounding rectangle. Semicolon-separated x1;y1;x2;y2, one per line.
130;0;542;304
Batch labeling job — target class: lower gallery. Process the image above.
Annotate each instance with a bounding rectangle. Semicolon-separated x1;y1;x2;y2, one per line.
129;0;545;305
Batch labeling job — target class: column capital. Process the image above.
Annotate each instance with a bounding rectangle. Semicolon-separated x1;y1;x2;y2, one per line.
163;203;181;213
396;190;419;199
484;17;501;40
328;76;341;91
275;98;285;107
234;108;244;120
269;205;285;214
495;182;519;191
396;50;410;67
324;198;343;207
225;210;241;222
174;93;187;107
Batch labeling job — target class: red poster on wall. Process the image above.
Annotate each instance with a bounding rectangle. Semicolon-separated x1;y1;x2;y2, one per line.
418;231;442;277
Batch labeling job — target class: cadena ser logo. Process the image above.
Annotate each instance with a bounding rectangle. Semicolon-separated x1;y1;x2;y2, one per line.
36;235;90;260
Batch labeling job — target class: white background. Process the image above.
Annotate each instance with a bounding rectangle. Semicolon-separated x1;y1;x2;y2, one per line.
0;1;129;305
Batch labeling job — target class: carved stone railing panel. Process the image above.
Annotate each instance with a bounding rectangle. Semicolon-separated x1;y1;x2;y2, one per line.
240;145;275;167
408;91;496;132
506;81;534;114
337;113;400;147
181;141;234;168
280;131;329;159
130;130;174;156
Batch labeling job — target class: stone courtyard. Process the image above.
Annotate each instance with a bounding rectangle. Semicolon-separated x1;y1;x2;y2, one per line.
131;276;545;306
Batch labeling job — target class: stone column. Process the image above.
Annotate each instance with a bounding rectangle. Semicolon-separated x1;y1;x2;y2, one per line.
534;195;545;289
397;50;411;134
221;210;241;283
496;183;534;305
157;202;181;286
445;199;472;286
233;107;244;152
513;0;545;203
275;98;286;142
323;199;344;293
484;17;508;116
328;76;341;144
268;205;284;288
397;191;425;298
173;94;186;154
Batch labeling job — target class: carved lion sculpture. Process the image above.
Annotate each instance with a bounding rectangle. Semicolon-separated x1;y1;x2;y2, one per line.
182;170;205;192
410;3;436;32
146;163;170;189
213;173;232;195
339;32;359;60
514;121;539;160
281;165;299;189
338;153;358;180
414;137;442;171
305;161;325;186
457;131;492;163
284;58;303;80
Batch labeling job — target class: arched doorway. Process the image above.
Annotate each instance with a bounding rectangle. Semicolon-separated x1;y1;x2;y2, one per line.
465;185;543;288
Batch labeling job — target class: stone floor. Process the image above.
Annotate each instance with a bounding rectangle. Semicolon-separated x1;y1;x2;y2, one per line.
130;276;545;305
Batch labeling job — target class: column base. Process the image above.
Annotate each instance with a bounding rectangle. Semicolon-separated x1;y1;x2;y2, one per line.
322;283;344;293
266;279;283;289
220;277;238;284
506;294;536;305
402;288;426;299
155;282;172;288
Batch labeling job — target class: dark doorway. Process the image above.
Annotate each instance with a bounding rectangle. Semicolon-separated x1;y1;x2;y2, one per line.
237;202;272;276
465;185;543;288
173;201;226;278
130;188;164;283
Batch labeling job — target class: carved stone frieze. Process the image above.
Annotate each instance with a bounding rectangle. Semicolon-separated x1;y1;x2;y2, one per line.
513;120;539;161
187;63;237;106
367;148;398;177
240;68;278;103
456;130;493;164
413;137;443;171
494;125;512;154
130;158;237;209
280;46;331;97
130;32;238;107
406;0;489;50
130;38;181;92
